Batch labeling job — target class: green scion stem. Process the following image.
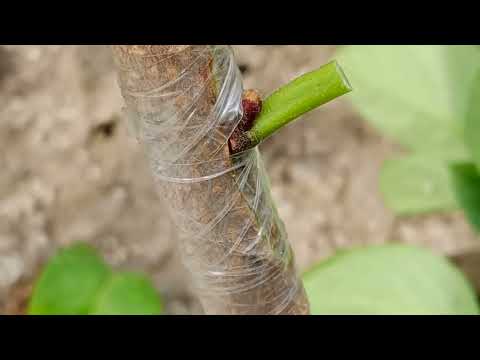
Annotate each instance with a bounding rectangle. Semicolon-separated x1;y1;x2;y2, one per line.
246;60;352;145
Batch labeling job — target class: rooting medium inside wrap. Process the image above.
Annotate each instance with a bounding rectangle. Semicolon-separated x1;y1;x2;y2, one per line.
112;45;309;314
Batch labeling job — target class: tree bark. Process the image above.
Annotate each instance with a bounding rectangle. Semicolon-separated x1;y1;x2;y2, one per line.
111;45;309;314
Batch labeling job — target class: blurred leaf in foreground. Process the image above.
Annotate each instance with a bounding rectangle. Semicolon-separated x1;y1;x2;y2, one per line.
337;45;480;155
379;154;458;214
303;244;479;315
28;243;164;315
450;162;480;233
91;272;164;315
28;243;110;315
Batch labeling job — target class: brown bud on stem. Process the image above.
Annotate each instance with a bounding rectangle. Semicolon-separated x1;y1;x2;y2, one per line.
228;89;262;154
238;89;262;131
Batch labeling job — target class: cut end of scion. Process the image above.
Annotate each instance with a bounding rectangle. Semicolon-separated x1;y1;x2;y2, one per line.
229;60;352;155
333;60;353;94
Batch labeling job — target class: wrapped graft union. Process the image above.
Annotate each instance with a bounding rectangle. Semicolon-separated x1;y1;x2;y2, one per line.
111;45;309;314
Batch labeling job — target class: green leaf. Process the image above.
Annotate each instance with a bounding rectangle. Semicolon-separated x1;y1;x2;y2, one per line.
380;154;459;214
28;243;111;315
450;162;480;232
91;272;164;315
303;244;479;315
465;71;480;171
337;45;480;154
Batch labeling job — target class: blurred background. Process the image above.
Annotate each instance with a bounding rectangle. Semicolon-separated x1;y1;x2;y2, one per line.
1;45;479;314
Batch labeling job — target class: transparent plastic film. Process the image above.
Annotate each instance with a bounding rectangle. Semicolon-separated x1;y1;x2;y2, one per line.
112;45;310;314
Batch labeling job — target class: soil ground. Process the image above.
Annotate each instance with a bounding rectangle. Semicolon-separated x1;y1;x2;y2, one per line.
1;45;479;314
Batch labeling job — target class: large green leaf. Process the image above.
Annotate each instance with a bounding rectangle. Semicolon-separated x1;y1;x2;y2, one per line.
28;243;111;315
303;244;479;315
450;162;480;232
465;71;480;171
337;45;480;154
379;153;459;214
91;273;164;315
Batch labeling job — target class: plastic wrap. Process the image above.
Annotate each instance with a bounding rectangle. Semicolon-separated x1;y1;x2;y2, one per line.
112;45;309;314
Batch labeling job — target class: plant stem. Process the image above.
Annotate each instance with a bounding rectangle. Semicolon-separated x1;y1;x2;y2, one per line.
247;60;351;146
112;46;310;315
